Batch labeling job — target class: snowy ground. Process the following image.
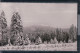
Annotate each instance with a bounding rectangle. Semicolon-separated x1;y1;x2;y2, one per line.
0;42;77;51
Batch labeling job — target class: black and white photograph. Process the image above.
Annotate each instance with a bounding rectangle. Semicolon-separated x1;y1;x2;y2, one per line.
0;3;77;51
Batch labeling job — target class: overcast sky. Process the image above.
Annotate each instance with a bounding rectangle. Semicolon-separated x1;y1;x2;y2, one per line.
0;3;77;28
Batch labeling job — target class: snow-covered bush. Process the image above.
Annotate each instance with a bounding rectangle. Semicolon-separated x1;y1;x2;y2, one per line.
68;39;72;43
60;41;63;44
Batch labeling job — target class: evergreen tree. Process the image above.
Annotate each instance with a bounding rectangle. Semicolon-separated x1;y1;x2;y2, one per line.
63;31;69;43
50;37;58;44
24;34;31;45
0;11;8;46
56;28;61;43
54;37;58;44
35;36;42;45
69;24;77;42
50;39;54;44
10;12;24;45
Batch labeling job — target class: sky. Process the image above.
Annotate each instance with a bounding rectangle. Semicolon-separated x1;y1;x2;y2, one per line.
0;3;77;28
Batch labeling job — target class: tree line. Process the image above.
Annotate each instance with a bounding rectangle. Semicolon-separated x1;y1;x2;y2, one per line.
0;11;77;46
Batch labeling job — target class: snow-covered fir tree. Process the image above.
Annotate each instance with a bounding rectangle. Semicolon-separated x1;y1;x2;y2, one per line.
50;39;54;44
23;34;31;45
69;24;77;42
10;12;24;46
35;36;42;45
0;11;8;46
54;37;58;44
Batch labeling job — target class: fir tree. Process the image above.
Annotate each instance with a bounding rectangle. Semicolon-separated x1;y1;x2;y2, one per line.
54;37;58;44
69;24;77;42
10;12;24;45
35;36;42;45
50;39;54;44
24;34;31;45
0;11;8;46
